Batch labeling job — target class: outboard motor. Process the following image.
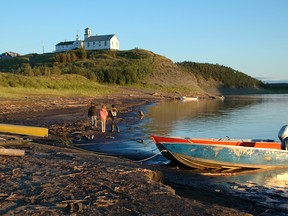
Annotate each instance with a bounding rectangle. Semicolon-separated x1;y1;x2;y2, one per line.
278;125;288;150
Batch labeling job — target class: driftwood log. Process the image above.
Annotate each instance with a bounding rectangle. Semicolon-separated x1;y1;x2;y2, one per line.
0;148;25;156
0;138;31;146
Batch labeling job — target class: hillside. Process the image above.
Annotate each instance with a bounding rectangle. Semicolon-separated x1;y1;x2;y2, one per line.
0;49;264;95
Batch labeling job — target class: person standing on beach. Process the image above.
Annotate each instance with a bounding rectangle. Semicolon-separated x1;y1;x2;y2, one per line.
99;105;108;133
88;102;97;129
109;104;120;133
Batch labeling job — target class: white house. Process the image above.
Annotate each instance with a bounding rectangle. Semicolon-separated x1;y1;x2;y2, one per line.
55;28;119;52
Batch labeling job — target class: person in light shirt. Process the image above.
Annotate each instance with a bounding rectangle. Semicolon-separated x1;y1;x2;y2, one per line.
99;105;108;133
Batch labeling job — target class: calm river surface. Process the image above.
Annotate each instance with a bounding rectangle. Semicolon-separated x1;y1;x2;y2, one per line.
146;94;288;140
77;94;288;211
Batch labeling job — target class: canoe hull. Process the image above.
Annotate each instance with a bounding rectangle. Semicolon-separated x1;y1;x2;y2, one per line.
162;142;288;169
151;135;288;169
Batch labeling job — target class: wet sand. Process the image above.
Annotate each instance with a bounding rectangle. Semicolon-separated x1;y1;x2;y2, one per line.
0;89;285;215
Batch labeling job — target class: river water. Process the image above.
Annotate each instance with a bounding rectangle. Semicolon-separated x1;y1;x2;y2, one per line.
75;94;288;212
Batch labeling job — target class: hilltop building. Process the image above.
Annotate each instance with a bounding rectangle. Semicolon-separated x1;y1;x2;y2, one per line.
55;28;119;52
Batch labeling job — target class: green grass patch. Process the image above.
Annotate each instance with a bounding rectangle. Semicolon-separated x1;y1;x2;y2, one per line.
0;73;112;99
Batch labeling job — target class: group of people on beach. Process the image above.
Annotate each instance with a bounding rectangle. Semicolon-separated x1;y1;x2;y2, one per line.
87;102;120;133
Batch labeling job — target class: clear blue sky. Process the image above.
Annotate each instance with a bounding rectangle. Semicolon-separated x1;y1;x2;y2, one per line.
1;0;287;82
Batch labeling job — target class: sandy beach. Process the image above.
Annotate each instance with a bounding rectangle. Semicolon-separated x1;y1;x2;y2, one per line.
0;88;284;215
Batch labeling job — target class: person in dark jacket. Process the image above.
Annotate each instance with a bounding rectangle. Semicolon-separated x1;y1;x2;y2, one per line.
88;102;98;129
109;104;120;133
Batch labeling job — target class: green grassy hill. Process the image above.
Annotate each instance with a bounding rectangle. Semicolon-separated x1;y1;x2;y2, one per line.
0;48;265;95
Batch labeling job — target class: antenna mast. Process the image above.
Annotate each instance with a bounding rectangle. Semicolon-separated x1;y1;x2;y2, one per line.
42;40;45;54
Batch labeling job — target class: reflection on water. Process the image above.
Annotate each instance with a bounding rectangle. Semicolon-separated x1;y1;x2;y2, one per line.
146;94;288;140
259;168;288;188
185;167;288;212
217;168;288;188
